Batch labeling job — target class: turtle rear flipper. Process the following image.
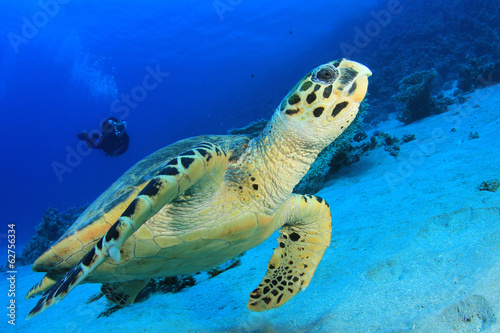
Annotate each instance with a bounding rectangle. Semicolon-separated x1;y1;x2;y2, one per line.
27;142;228;319
248;194;331;311
101;279;151;306
26;274;58;300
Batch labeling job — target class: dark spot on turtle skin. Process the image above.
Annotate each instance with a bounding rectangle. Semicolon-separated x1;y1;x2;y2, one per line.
303;196;308;203
285;109;300;115
140;178;163;197
313;106;324;117
293;277;299;282
196;148;208;157
264;279;271;283
198;143;214;151
287;288;294;293
269;264;275;270
316;197;323;204
251;177;256;181
249;301;259;307
53;264;83;299
82;248;96;267
122;198;140;218
283;235;288;239
105;220;121;242
272;279;278;286
340;67;358;85
287;275;293;280
239;185;243;190
289;232;301;241
299;272;305;277
331;101;349;117
277;294;284;304
262;296;272;305
271;289;279;296
181;157;195;169
166;158;178;166
306;92;317;104
29;298;45;315
252;184;259;190
300;80;313;91
288;93;301;105
281;280;287;286
206;154;212;162
180;150;195;157
96;238;103;250
348;82;357;96
250;292;260;299
314;84;321;91
278;285;284;291
288;260;294;265
323;85;333;98
158;166;179;176
215;147;222;155
279;242;286;248
277;276;283;282
54;282;70;298
263;286;271;294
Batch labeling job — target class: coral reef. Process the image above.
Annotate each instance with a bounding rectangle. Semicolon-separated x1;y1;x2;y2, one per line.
458;57;500;92
441;294;496;332
395;69;453;124
468;132;480;140
294;102;369;194
477;179;500;192
332;0;500;123
227;119;268;137
18;206;87;266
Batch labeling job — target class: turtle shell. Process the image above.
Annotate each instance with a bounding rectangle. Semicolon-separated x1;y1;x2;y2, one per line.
33;135;251;274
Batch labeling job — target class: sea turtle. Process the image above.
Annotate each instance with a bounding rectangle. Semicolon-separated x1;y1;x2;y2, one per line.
27;59;371;318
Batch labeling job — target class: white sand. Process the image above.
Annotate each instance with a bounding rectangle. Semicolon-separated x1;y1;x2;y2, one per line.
4;84;500;332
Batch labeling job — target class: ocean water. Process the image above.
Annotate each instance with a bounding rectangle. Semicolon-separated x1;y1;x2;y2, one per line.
0;0;376;247
1;0;500;332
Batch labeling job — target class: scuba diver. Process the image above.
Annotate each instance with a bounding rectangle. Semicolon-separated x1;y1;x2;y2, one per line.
77;117;129;156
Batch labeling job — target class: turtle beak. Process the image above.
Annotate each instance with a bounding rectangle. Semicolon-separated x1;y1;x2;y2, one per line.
341;60;372;103
348;74;370;103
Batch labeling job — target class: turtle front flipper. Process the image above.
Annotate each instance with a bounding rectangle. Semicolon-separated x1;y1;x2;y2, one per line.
248;194;331;311
27;142;228;319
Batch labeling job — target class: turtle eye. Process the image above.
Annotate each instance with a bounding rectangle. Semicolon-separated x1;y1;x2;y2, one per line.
312;65;339;84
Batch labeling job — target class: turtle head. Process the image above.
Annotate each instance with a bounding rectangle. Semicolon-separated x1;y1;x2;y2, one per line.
275;59;371;147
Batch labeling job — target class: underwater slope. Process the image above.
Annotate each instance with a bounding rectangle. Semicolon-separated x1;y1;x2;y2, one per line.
4;84;500;332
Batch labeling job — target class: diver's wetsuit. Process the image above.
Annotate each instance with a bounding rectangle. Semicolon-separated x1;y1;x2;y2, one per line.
77;117;129;156
94;131;129;156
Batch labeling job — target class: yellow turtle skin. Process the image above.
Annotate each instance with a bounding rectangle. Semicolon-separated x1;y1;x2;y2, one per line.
27;59;371;318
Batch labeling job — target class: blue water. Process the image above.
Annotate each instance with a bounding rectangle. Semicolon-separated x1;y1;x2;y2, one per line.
0;0;378;247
